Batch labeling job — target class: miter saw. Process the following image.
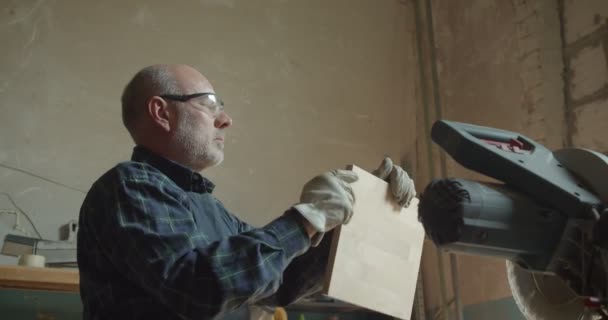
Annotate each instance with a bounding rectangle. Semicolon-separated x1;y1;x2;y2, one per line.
418;120;608;320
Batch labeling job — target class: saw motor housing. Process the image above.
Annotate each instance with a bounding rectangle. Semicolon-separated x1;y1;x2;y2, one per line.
418;120;608;299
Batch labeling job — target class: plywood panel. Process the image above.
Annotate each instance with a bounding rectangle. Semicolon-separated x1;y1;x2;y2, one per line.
322;165;424;319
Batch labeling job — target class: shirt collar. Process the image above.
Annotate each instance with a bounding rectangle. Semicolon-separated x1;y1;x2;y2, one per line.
131;145;215;194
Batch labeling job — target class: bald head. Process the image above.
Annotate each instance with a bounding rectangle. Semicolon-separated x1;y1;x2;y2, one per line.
121;64;213;140
119;64;230;171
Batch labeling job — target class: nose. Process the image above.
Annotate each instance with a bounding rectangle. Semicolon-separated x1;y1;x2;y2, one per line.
214;111;232;129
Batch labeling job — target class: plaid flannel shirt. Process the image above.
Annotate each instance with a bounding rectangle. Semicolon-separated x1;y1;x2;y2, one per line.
77;146;328;320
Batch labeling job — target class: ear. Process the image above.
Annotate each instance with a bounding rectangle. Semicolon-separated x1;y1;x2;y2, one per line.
147;96;172;132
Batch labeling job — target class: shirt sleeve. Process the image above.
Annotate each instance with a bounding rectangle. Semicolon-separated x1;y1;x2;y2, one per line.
221;204;333;307
261;229;334;307
83;172;310;319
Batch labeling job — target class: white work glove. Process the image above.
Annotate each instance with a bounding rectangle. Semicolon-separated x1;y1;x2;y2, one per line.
293;169;358;246
372;157;416;208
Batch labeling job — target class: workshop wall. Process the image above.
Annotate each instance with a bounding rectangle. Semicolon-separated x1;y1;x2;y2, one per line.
0;0;419;265
413;0;567;318
562;0;608;152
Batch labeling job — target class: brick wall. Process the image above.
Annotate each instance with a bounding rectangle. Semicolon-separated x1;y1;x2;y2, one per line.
562;0;608;152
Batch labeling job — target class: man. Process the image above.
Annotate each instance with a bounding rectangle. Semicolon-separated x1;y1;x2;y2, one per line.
77;64;416;320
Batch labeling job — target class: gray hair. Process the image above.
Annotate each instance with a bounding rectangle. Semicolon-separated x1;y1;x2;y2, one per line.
121;65;180;139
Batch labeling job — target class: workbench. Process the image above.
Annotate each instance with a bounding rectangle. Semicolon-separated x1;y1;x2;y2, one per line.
0;265;79;292
0;265;81;319
0;265;375;319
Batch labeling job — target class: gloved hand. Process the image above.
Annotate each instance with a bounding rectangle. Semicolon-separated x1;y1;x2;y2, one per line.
373;157;416;208
293;169;358;246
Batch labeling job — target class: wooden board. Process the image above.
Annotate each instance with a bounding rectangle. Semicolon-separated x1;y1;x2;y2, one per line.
322;165;425;320
0;265;79;292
